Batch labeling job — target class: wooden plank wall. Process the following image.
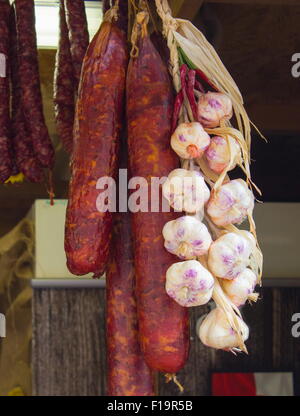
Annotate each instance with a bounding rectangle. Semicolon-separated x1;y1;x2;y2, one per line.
32;287;300;396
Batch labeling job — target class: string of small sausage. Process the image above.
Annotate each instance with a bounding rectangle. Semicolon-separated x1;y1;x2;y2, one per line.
54;0;89;155
0;0;89;206
0;0;54;190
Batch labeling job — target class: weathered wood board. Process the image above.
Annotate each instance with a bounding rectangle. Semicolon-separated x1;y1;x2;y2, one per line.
32;287;300;396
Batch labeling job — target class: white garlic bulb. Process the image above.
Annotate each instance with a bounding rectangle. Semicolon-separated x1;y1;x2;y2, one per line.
171;122;210;159
198;307;249;351
162;168;210;214
166;260;214;307
162;216;212;260
239;230;256;250
197;92;233;128
208;232;253;279
207;179;254;227
222;268;258;307
205;135;240;174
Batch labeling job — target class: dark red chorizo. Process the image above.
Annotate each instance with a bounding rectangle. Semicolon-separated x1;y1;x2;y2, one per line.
9;4;43;183
64;0;89;90
65;18;128;277
126;18;190;373
104;0;153;396
0;0;13;183
14;0;54;169
107;210;155;396
53;0;75;155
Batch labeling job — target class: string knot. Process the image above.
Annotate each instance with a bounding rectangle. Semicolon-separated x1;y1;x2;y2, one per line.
130;11;149;58
104;0;119;22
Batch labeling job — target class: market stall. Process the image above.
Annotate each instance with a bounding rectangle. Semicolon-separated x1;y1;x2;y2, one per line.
0;0;299;397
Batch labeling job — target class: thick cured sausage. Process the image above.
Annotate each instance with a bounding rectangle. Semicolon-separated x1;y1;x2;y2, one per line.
14;0;54;169
65;18;128;277
9;4;43;183
64;0;89;90
127;17;190;373
0;0;13;183
103;0;153;396
107;209;154;396
54;0;75;154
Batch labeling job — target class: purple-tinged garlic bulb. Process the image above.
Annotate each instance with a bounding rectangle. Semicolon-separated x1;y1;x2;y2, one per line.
205;135;240;174
171;122;210;159
207;179;254;227
162;168;210;214
197;92;233;128
222;268;258;307
162;216;212;260
208;232;253;280
198;307;249;351
166;260;214;307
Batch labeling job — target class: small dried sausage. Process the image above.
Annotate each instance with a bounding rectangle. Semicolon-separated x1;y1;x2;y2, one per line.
0;0;13;183
9;4;43;183
14;0;55;169
64;0;89;90
53;0;75;154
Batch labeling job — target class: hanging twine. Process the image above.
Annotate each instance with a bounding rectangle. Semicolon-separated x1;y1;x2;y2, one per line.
104;0;119;22
165;373;184;393
130;10;149;57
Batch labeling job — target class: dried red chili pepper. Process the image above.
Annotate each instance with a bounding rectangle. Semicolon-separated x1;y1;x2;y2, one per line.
195;67;218;92
171;89;184;133
186;69;199;122
180;63;188;93
195;78;205;93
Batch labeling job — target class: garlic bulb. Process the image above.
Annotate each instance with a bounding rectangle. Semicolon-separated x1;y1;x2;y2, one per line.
222;268;258;307
198;307;249;351
171;122;210;159
162;168;210;214
162;216;212;260
197;92;233;128
207;179;254;227
205;135;240;174
208;232;253;279
166;260;214;307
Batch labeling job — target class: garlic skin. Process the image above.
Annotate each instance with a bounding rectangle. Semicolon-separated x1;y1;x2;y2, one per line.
207;179;254;227
198;307;249;351
162;168;210;214
205;135;240;174
240;230;256;251
197;92;233;128
171;122;210;159
163;216;212;260
166;260;214;307
208;232;253;280
222;268;258;307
